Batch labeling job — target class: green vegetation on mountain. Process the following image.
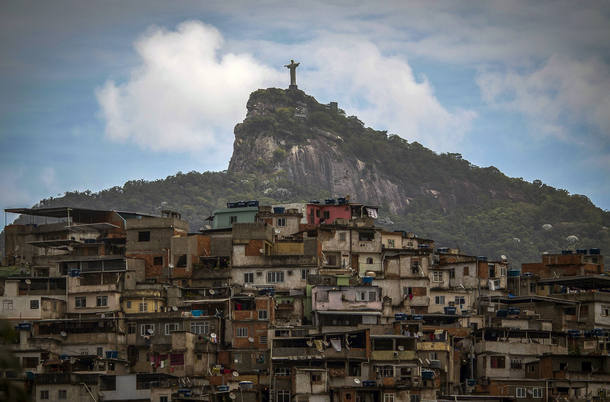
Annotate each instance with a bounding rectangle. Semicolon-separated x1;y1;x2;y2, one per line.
5;88;610;268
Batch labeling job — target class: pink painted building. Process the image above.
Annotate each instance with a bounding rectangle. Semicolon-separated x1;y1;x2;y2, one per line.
306;200;378;225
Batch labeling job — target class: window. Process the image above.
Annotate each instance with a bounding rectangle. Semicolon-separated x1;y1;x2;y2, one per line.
511;359;523;369
323;210;330;220
22;357;39;368
356;291;367;301
176;254;187;268
30;299;39;309
75;297;86;309
267;271;284;283
501;267;506;277
138;231;150;242
237;327;248;337
244;272;254;283
165;323;179;335
277;390;290;402
339;232;347;241
582;361;592;372
530;283;536;293
410;395;421;402
358;231;375;241
387;239;395;248
435;296;445;305
275;367;290;376
384;394;395;402
97;347;103;357
170;353;184;366
326;254;337;266
490;356;505;368
230;216;237;224
260;335;268;344
449;269;455;279
489;264;496;278
602;305;610;317
160;396;169;402
432;271;443;282
455;296;465;305
311;373;322;382
191;321;209;335
139;302;148;312
153;256;163;266
40;390;49;400
516;387;526;398
58;389;67;399
532;388;543;398
128;322;136;334
376;365;394;377
258;310;268;320
301;269;308;280
366;257;374;264
2;300;13;312
97;296;108;307
276;217;286;227
463;266;469;276
141;323;155;336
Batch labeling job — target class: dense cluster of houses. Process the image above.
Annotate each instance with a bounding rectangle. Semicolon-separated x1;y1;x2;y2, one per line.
1;199;608;402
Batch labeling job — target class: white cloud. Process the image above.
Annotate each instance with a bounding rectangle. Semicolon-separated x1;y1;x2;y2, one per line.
299;35;476;150
97;22;475;155
477;56;610;141
96;21;283;156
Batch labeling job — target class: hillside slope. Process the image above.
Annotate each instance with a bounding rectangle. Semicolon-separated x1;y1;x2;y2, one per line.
4;88;610;267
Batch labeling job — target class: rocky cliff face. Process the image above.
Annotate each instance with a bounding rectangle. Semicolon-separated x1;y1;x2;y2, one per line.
229;89;413;213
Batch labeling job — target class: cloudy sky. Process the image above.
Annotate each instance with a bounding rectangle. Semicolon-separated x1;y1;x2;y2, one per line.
2;1;610;228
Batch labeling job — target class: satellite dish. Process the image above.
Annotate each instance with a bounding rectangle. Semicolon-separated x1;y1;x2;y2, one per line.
60;331;67;337
500;255;507;261
306;340;313;347
210;333;217;339
233;371;240;377
229;393;237;400
147;328;154;335
25;279;31;285
354;378;361;384
172;306;178;311
566;235;579;244
512;237;521;244
542;224;553;231
248;337;255;343
209;289;216;295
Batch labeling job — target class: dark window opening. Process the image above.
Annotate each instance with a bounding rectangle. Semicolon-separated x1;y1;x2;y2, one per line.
153;256;163;266
176;255;187;268
138;231;150;242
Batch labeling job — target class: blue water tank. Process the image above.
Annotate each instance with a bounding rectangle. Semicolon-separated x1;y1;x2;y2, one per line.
273;207;285;214
590;248;601;255
246;200;259;207
325;199;336;205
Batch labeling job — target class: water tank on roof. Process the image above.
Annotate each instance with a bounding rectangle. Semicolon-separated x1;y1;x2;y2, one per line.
236;201;247;208
477;256;487;262
246;200;259;207
325;199;336;205
576;249;587;254
309;200;320;204
590;248;601;255
337;197;347;204
227;202;237;208
273;207;285;214
561;250;573;255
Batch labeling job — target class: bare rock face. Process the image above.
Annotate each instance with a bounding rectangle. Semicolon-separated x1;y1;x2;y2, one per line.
228;89;412;214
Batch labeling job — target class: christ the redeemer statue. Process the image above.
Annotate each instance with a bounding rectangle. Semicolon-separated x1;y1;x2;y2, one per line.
285;59;300;90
